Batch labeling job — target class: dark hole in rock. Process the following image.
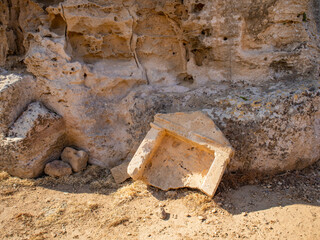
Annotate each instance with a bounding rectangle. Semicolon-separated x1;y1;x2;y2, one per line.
270;60;293;73
191;47;212;66
177;73;194;86
193;3;205;13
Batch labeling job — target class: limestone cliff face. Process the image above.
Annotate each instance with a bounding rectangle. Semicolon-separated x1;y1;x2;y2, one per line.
0;0;319;175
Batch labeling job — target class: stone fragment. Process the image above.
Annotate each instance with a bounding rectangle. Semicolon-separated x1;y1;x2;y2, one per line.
0;101;65;178
44;160;72;177
157;207;168;220
127;111;234;197
110;160;130;184
61;147;88;172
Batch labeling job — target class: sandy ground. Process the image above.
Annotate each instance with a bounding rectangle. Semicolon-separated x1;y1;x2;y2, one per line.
0;161;319;240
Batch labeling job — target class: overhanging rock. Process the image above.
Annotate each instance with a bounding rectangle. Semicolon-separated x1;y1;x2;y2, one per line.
127;111;234;197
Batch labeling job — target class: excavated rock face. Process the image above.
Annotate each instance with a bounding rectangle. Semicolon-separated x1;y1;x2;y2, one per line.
0;0;319;176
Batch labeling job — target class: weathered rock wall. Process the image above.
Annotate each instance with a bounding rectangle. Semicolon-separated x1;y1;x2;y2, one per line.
0;0;319;176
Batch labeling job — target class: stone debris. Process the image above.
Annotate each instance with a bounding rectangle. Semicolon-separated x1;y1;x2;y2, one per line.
0;101;65;178
44;160;72;178
61;147;88;173
157;207;168;220
127;111;234;197
198;216;207;221
110;160;130;184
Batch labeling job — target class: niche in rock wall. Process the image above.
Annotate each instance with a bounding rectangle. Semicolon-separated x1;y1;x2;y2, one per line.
49;14;66;36
67;31;131;63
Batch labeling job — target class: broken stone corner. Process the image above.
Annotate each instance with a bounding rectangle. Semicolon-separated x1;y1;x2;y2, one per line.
127;111;235;197
0;101;66;178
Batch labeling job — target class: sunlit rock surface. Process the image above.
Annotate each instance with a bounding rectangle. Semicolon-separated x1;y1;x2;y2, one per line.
0;0;319;177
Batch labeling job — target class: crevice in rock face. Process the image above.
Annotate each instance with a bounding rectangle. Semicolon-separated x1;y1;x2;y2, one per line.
188;36;214;67
5;0;25;58
312;0;320;33
122;3;149;85
59;3;68;43
33;0;64;8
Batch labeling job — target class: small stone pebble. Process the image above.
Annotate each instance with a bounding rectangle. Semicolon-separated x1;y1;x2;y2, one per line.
241;212;248;216
157;207;167;220
44;160;72;177
158;202;166;207
198;216;206;221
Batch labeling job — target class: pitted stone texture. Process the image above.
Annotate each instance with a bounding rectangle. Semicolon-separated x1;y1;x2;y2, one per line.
0;0;319;176
128;111;234;197
44;160;72;177
0;73;36;138
61;147;88;172
0;102;65;178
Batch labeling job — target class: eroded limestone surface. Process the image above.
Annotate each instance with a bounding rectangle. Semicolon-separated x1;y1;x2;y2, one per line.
0;0;319;176
128;112;234;197
0;102;65;178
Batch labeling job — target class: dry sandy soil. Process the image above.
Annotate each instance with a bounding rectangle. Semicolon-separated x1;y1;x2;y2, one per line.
0;161;319;240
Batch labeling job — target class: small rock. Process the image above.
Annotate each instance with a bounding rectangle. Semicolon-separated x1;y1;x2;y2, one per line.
61;147;88;172
198;216;206;221
110;160;130;184
211;208;218;213
157;207;167;220
241;212;248;217
158;202;166;207
44;160;72;177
